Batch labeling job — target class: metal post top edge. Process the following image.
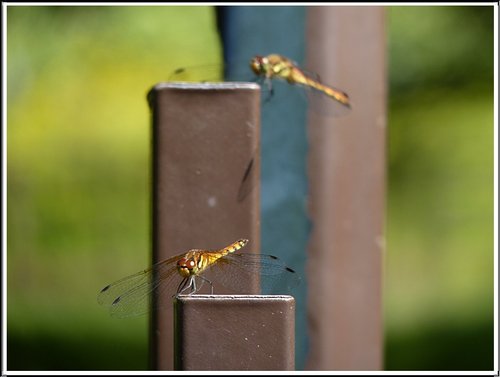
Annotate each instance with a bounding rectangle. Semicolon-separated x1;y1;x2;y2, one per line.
151;82;261;91
174;294;295;301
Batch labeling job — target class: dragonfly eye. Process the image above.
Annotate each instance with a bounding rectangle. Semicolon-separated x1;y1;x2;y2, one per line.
177;258;196;270
250;55;265;75
177;257;198;278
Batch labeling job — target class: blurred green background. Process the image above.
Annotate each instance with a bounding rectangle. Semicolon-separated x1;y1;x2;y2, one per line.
6;5;494;371
385;6;494;370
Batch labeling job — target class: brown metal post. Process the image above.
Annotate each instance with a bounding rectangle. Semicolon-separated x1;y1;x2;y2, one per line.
174;295;295;370
305;6;386;370
148;83;261;370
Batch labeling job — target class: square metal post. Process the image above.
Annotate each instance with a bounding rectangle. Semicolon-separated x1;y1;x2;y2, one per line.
148;83;261;370
174;295;295;370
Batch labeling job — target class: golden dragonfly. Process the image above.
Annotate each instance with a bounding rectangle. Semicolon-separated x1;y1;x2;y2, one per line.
169;53;352;116
97;238;300;318
250;54;350;108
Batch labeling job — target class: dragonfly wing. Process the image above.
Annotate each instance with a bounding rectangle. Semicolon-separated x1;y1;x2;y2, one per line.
237;150;259;202
305;85;352;117
284;66;351;117
202;252;301;295
168;59;256;84
298;72;352;117
97;256;182;318
168;63;225;83
296;67;323;83
168;59;278;107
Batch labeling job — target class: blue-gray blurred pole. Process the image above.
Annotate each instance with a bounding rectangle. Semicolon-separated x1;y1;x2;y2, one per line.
215;5;309;370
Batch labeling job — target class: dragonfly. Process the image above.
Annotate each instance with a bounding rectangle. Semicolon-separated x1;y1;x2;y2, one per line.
250;54;350;109
97;238;300;318
169;53;352;116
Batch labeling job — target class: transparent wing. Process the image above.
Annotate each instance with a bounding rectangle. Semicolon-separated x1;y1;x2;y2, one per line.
168;63;225;83
201;252;301;295
167;59;272;101
98;250;301;317
303;85;352;117
168;57;351;117
236;152;258;203
167;60;256;83
97;254;183;318
294;67;352;117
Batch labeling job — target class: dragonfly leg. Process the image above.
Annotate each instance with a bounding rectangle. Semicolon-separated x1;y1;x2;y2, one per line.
198;275;214;294
176;276;196;295
262;78;274;103
251;76;274;103
189;276;198;295
175;277;187;295
176;275;214;296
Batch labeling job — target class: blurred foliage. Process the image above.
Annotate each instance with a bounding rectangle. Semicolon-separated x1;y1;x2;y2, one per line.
5;5;495;371
389;6;493;93
385;6;494;370
7;5;221;370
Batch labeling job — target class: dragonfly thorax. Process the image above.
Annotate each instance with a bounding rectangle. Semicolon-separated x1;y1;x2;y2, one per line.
250;54;296;82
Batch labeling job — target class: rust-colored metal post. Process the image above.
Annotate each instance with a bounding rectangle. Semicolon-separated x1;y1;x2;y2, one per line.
147;83;261;370
305;6;386;370
174;295;295;370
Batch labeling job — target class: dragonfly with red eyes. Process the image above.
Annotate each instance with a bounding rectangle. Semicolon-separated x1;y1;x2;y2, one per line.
97;238;300;318
169;53;352;116
249;54;350;108
168;54;352;199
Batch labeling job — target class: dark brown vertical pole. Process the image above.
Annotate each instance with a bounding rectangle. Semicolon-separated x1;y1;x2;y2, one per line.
306;7;386;370
148;83;261;370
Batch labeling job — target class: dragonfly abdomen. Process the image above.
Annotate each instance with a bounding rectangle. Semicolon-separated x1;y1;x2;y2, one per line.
205;238;249;262
221;238;249;255
320;85;350;106
186;239;250;276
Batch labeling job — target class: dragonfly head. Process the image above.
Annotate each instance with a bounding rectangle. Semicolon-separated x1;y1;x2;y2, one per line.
177;257;198;277
250;55;268;76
